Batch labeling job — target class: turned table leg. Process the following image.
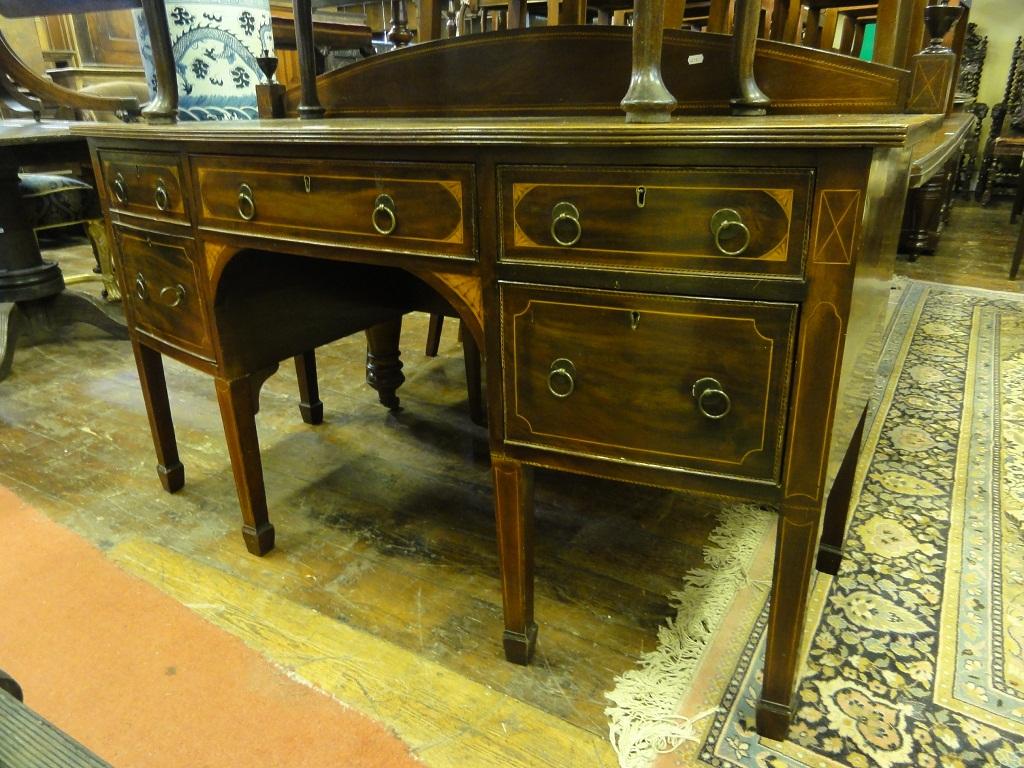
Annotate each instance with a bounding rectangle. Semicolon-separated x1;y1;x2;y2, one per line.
131;339;184;493
215;373;275;555
365;317;405;410
492;455;537;664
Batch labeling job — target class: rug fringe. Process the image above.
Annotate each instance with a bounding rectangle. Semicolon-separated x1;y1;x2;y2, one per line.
605;503;775;768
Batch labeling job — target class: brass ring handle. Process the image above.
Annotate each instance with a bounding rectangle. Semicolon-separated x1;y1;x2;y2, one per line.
112;174;127;205
372;194;397;235
154;180;169;212
551;202;582;247
709;208;751;257
692;377;731;419
237;183;256;221
159;284;186;308
547;358;577;398
134;273;147;302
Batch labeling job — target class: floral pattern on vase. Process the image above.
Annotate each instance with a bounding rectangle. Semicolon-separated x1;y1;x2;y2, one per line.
134;0;274;122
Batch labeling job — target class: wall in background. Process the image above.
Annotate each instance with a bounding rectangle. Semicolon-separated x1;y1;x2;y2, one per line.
0;16;44;74
965;0;1022;166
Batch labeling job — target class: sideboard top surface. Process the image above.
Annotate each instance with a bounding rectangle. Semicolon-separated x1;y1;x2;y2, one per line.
72;113;941;149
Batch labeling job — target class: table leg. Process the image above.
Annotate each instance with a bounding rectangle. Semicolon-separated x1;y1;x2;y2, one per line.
492;455;537;665
815;407;866;575
293;350;323;425
1011;161;1024;225
757;500;819;740
463;324;485;426
365;317;405;410
0;302;22;381
132;339;184;493
215;373;275;556
1011;214;1024;280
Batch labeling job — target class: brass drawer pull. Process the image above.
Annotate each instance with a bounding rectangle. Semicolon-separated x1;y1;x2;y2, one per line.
372;193;397;235
238;183;256;221
112;173;128;205
551;202;582;247
547;358;576;398
692;377;731;419
154;180;169;211
159;284;186;308
710;208;751;257
134;272;148;302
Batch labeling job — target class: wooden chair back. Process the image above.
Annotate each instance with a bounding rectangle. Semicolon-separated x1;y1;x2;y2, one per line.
0;0;143;120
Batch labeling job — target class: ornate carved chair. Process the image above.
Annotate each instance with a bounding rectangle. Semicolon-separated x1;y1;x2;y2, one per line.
977;35;1023;205
952;22;987;198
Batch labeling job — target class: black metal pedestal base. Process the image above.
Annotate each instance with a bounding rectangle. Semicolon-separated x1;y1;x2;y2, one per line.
0;292;128;381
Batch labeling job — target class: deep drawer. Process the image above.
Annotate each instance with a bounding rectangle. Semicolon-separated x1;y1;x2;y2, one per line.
99;150;188;221
500;283;797;481
499;166;813;278
193;156;475;258
116;225;212;361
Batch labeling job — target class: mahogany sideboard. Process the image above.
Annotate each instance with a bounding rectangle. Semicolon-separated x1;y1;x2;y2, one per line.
76;108;938;738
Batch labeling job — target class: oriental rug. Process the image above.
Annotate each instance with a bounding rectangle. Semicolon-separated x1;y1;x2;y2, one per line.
611;280;1024;768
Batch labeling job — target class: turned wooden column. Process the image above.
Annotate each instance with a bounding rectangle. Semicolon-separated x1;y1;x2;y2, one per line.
388;0;414;47
731;0;769;115
620;0;676;123
139;0;179;123
292;0;325;119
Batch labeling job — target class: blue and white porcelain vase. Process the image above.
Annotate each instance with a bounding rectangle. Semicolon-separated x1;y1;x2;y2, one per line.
134;0;275;121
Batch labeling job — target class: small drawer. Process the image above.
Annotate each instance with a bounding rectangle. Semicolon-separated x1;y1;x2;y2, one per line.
499;166;814;278
500;284;797;482
99;150;188;221
116;225;212;360
193;156;475;259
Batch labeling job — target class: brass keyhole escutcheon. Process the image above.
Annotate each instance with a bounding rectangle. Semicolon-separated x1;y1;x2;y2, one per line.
709;208;751;257
547;358;577;398
372;194;397;235
692;376;731;419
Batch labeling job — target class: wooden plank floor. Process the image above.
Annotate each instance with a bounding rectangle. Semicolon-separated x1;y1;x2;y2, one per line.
1;199;1018;766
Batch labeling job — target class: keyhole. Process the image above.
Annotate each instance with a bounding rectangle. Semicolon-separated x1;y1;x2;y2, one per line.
629;311;641;330
303;175;312;193
635;186;646;208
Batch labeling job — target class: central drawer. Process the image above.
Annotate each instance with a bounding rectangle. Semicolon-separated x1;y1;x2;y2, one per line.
499;165;814;278
193;156;475;259
500;284;797;482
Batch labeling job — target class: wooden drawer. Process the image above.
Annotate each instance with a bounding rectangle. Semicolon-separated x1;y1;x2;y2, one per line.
99;150;188;221
193;156;475;259
500;284;797;482
115;225;213;361
499;166;813;278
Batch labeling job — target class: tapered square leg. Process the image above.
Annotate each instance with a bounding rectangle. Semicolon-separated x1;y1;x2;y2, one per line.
215;374;275;556
816;408;867;575
294;350;323;425
131;339;184;493
462;323;485;427
492;455;536;665
757;501;820;740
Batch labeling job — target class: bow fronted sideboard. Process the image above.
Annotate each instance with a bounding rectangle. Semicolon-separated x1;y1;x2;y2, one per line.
75;3;957;740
